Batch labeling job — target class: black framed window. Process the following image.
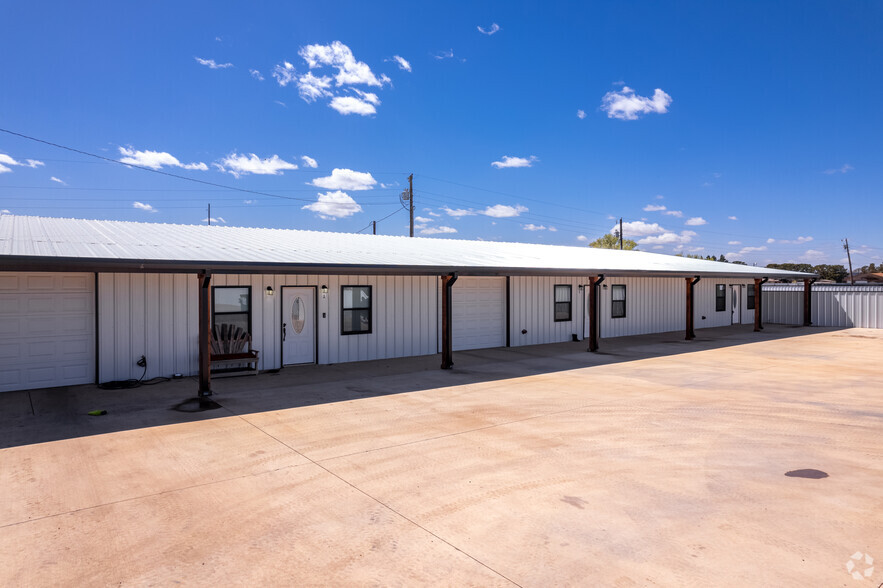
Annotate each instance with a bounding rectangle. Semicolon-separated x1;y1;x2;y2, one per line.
746;284;756;309
213;286;251;335
342;285;372;335
611;284;626;318
554;285;572;321
715;284;726;311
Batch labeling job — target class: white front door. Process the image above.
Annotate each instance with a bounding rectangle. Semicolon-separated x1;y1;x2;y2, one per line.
282;287;316;365
731;286;741;325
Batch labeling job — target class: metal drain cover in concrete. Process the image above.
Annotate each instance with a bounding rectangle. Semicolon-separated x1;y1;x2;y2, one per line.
784;469;828;479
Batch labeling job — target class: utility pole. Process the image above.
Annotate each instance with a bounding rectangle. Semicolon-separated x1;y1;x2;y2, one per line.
207;203;211;226
619;218;623;250
373;220;376;235
408;174;414;238
843;238;855;284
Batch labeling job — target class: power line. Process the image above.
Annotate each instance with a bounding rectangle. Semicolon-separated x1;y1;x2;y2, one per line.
356;207;405;234
0;127;364;204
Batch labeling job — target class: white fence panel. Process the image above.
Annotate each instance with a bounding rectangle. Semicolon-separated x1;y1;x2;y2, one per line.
763;285;883;328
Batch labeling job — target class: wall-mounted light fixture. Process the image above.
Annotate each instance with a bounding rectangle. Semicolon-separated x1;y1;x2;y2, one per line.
602;283;608;289
266;286;274;295
321;285;328;294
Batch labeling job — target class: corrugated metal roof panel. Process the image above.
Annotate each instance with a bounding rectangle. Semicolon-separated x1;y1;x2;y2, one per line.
0;215;816;279
764;284;883;292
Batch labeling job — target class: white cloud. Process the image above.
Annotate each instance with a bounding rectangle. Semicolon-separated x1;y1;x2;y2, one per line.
297;71;333;102
0;209;10;215
823;163;853;175
491;155;537;169
243;199;256;205
434;49;455;60
441;206;476;218
613;220;666;237
726;245;767;258
274;100;287;107
420;225;457;235
601;85;672;120
329;95;377;115
477;23;501;35
638;230;696;246
299;40;384;87
203;217;226;224
548;226;557;232
577;109;586;119
302;190;363;219
118;147;207;171
685;217;707;226
414;216;433;223
0;154;45;173
577;235;589;243
655;194;664;199
301;155;318;168
133;201;157;213
195;57;233;69
770;236;814;245
272;62;298;86
643;204;666;212
50;176;66;185
523;224;546;231
309;168;376;191
728;241;742;246
390;55;411;72
483;204;527;218
249;69;264;81
215;153;298;178
728;215;738;221
426;210;440;217
663;210;683;218
800;249;827;263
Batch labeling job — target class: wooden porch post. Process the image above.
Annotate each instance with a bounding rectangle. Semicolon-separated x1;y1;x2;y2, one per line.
197;271;212;397
440;273;458;369
685;276;699;340
587;275;604;352
803;278;813;326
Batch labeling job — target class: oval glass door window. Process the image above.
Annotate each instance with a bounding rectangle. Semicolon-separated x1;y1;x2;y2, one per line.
291;297;305;334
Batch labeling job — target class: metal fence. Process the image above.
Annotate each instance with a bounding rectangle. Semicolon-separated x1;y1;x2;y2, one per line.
763;284;883;328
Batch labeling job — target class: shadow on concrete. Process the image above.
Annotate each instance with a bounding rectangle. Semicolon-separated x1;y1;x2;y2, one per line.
0;324;845;449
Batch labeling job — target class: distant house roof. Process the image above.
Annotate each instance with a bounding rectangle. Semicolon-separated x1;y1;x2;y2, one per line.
0;215;816;279
851;273;883;283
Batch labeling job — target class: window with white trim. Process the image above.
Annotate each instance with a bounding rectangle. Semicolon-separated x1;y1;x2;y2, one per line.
611;285;626;318
554;285;572;321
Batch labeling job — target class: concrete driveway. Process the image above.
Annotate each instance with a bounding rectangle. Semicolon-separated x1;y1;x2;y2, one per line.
1;325;881;586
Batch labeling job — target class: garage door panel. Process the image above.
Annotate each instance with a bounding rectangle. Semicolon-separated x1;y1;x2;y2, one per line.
0;272;95;393
452;277;506;351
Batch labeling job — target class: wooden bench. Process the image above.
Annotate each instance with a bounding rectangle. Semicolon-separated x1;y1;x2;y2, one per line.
210;325;260;378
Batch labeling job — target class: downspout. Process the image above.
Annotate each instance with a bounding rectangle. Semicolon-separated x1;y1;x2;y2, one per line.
440;272;458;369
803;277;817;327
754;277;769;331
686;276;700;341
588;274;605;352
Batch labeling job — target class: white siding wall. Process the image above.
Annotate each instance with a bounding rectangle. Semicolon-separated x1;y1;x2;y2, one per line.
591;277;755;339
98;273;198;382
509;276;585;346
212;274;438;367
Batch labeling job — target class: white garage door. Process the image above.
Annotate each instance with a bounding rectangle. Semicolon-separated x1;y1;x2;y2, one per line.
452;277;506;351
0;273;95;393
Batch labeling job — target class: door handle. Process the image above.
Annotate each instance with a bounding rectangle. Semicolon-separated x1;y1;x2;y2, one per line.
282;323;286;341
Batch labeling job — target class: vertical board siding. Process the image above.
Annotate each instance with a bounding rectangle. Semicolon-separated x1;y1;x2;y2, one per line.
764;285;883;328
213;273;438;368
98;273;198;382
510;276;585;347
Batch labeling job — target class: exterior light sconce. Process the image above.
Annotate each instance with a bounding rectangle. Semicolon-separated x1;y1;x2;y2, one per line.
266;286;274;295
602;284;608;289
321;285;328;299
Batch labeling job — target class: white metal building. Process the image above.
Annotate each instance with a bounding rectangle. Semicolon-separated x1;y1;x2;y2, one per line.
0;216;814;394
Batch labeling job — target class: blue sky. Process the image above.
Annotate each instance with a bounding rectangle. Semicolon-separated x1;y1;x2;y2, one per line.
1;1;881;267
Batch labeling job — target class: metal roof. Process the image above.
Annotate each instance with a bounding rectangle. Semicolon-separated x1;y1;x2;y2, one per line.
0;215;816;279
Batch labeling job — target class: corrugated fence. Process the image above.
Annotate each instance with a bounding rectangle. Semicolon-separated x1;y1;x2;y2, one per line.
763;284;883;328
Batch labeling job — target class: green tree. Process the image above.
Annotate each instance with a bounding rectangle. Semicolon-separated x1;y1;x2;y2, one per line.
813;264;848;282
589;233;638;250
766;263;813;274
